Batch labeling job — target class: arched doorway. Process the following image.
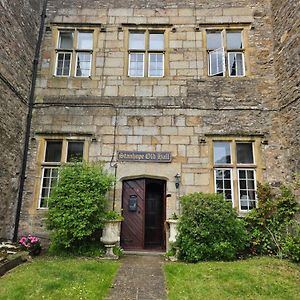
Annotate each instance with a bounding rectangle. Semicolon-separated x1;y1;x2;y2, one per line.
121;178;166;251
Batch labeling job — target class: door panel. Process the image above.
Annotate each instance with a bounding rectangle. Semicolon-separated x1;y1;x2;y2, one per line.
121;179;145;250
145;180;164;249
121;178;166;250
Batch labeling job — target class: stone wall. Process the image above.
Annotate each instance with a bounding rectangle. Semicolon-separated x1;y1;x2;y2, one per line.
271;0;300;177
0;0;42;239
18;1;285;238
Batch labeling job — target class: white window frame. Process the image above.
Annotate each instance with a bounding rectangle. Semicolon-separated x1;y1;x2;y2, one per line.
208;48;225;77
227;52;245;77
148;52;164;77
214;168;234;207
75;52;92;78
55;52;72;77
128;52;145;77
38;167;59;209
238;169;257;212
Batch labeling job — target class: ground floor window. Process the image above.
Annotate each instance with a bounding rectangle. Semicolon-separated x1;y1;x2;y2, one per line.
209;137;262;212
37;138;87;209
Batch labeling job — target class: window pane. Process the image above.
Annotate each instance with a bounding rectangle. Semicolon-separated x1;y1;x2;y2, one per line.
40;167;59;208
149;53;164;77
209;48;225;76
214;142;231;164
59;32;73;49
76;53;91;77
149;33;164;50
214;169;233;204
237;143;253;164
45;141;62;162
129;53;144;76
207;32;222;49
239;169;256;211
67;141;84;162
129;32;145;49
227;31;243;49
228;52;244;77
56;53;71;76
77;32;93;49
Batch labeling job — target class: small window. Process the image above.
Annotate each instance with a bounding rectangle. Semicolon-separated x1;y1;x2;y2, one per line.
207;29;245;77
214;169;233;205
214;142;231;164
45;141;62;162
129;32;145;49
128;30;165;78
236;143;254;164
77;32;93;49
55;29;94;77
238;169;256;210
58;32;73;49
67;141;84;162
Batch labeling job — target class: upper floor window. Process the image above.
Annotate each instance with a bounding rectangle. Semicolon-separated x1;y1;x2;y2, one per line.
128;31;165;77
55;30;93;77
207;30;245;77
39;139;85;208
213;140;257;211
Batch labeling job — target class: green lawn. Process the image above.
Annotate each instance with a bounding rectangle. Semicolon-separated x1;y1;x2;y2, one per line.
0;257;119;300
164;257;300;300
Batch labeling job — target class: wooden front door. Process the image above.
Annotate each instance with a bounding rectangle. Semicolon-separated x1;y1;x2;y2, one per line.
121;178;165;250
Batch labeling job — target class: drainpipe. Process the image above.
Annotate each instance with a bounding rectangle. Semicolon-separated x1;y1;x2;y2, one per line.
13;0;48;242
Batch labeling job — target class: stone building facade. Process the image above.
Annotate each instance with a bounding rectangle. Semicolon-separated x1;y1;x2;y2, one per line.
1;0;298;247
0;0;42;239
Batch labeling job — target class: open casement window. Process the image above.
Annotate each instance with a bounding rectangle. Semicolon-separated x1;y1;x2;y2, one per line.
55;30;93;77
209;48;225;76
207;30;245;77
128;31;165;77
212;140;258;212
38;140;85;208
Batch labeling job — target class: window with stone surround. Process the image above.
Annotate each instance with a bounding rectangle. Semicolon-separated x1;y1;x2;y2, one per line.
209;137;263;212
206;29;245;77
38;139;86;208
128;30;165;77
55;30;93;77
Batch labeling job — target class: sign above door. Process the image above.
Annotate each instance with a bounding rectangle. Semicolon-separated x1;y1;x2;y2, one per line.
117;151;172;163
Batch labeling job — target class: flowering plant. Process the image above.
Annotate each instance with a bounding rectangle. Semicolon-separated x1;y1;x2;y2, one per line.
19;235;42;256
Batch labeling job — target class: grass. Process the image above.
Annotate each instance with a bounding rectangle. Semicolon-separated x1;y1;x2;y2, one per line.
164;256;300;300
0;256;120;300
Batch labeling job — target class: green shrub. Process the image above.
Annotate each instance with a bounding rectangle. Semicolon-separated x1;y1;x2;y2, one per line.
177;192;248;262
282;224;300;262
46;162;115;250
244;182;299;259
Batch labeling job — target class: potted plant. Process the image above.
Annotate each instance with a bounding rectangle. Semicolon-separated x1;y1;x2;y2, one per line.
18;235;42;256
100;210;123;259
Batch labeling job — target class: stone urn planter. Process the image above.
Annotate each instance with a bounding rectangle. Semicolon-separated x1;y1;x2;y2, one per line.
166;219;179;245
101;219;122;259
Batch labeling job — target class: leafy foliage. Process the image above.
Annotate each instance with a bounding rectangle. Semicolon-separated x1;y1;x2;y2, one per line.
244;182;299;261
176;192;248;262
46;162;114;250
105;210;123;221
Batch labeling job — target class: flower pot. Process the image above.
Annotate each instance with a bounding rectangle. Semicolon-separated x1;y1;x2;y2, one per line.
101;220;122;259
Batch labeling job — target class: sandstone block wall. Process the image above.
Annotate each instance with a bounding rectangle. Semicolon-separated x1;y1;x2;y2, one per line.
0;0;42;239
18;0;286;238
271;0;300;177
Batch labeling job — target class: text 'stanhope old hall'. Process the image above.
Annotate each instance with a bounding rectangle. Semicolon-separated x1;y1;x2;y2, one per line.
0;0;299;251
